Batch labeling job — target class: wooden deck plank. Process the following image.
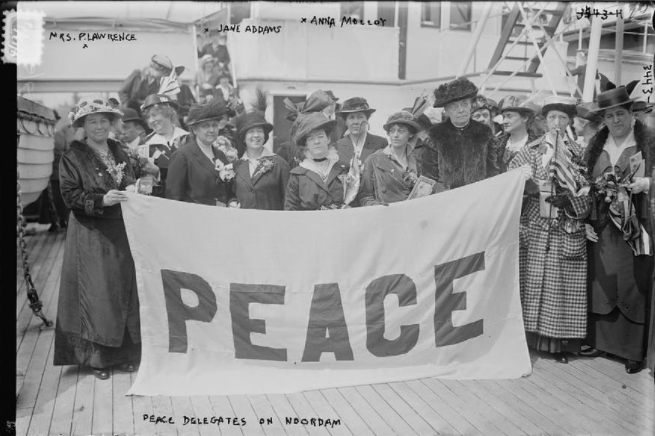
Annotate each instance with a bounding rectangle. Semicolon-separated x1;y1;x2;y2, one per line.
454;380;539;436
151;395;178;436
131;371;156;436
24;332;61;436
534;357;650;436
387;381;458;435
112;371;135;435
567;357;655;425
302;390;352;436
91;368;114;435
577;355;655;401
441;379;526;436
206;395;244;436
70;371;95;435
335;387;395;436
527;361;632;436
353;385;416;436
284;393;331;436
318;389;374;436
247;394;287;436
264;394;309;436
49;366;79;436
370;383;438;436
422;378;507;436
169;396;201;436
15;240;63;398
228;395;266;435
407;379;482;436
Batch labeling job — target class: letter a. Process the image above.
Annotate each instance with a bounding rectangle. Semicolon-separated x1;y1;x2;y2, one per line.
302;283;354;362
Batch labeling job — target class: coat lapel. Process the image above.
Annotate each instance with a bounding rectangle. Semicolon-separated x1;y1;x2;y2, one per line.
302;167;332;195
190;142;220;181
235;159;253;187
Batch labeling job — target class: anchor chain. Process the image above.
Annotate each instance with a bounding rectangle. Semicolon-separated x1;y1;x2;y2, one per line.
17;135;53;328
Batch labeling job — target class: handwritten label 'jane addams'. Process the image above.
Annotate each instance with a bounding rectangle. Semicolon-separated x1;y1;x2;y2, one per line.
217;24;281;34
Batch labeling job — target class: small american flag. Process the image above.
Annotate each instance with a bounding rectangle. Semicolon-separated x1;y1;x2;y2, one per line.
158;70;180;97
548;136;578;195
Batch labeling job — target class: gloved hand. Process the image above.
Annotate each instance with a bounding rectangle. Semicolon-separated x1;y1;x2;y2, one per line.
545;193;572;208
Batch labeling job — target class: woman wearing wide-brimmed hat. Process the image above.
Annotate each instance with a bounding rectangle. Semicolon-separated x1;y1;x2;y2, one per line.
54;97;141;380
140;93;189;197
508;95;591;365
423;77;500;189
495;95;540;172
285;112;348;210
358;111;425;206
228;112;290;210
335;97;388;172
581;87;655;374
165;99;231;206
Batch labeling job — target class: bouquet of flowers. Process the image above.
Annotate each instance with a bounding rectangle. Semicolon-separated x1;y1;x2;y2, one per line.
125;147;151;177
215;159;235;181
401;169;419;190
592;169;627;204
215;136;239;163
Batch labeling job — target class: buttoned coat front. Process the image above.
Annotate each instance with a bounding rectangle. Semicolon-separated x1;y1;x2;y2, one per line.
230;155;290;210
284;163;347;211
165;136;230;206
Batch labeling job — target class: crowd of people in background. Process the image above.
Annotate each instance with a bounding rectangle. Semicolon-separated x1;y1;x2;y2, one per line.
42;48;655;383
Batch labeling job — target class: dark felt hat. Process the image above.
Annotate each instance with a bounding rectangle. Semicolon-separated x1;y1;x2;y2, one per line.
432;77;478;108
592;87;638;113
141;94;180;112
383;111;421;133
292;112;336;146
471;95;493;114
541;95;577;118
235;111;273;142
186;98;230;126
120;107;149;130
335;97;376;119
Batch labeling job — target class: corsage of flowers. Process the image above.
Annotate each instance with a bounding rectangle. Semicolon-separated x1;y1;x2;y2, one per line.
215;159;235;181
125;148;150;174
592;168;631;204
402;169;419;190
107;161;127;186
252;157;276;179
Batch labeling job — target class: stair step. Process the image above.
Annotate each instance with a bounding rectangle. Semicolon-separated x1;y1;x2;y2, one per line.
514;23;557;33
504;56;531;61
511;40;546;46
493;71;543;78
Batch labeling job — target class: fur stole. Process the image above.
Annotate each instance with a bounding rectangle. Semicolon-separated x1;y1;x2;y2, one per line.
69;139;134;190
427;120;493;188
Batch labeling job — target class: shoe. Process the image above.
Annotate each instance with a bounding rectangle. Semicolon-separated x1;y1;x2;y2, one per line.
92;368;110;380
625;360;642;374
116;362;137;373
554;353;568;364
580;347;604;357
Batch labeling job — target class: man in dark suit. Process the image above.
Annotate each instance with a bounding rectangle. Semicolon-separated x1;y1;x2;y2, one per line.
334;97;388;171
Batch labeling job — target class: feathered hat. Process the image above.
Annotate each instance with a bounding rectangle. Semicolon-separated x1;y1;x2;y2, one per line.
186;98;230;126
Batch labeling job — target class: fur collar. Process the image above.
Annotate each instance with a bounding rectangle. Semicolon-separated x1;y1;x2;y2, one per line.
585;120;655;175
426;120;493;188
69;138;132;189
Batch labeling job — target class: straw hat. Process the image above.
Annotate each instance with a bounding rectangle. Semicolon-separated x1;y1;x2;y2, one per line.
150;54;185;76
498;95;536;116
69;96;124;128
141;94;180;113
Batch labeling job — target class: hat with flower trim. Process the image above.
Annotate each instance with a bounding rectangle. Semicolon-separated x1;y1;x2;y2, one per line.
69;96;124;128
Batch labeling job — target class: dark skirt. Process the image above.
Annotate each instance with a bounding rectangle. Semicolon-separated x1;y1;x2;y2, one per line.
586;308;646;362
526;332;582;354
53;212;141;368
54;327;141;369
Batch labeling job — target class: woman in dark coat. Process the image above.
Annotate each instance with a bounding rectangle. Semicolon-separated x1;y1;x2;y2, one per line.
582;88;655;374
166;99;231;206
359;111;424;206
228;112;290;210
285;112;348;210
54;97;140;380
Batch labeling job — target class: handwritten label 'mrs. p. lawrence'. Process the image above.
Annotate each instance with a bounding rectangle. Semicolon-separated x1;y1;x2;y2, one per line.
143;414;341;428
48;31;136;49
